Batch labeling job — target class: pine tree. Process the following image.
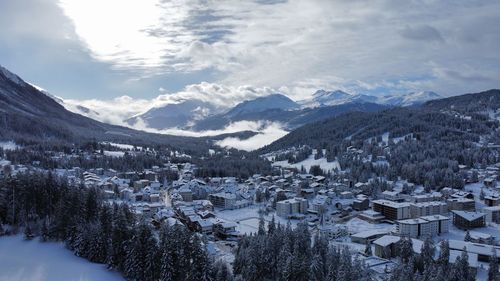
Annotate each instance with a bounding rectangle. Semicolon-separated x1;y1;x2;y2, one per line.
464;230;472;242
212;259;234;281
24;223;34;240
364;241;372;256
488;249;499;281
188;235;211;281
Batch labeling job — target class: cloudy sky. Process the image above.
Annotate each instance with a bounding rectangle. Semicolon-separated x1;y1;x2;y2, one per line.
1;0;499;112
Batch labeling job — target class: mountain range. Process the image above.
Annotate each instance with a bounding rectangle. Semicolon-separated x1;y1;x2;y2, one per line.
124;90;441;131
0;65;250;155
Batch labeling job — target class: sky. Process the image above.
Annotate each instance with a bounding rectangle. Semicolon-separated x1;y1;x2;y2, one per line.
0;0;499;148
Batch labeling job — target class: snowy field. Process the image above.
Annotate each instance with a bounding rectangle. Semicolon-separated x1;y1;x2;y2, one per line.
0;141;19;150
273;155;341;172
103;150;126;158
216;205;299;234
0;235;123;281
345;217;395;234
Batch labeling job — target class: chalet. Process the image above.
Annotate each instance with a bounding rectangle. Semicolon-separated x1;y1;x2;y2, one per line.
484;194;500;207
452;210;486;229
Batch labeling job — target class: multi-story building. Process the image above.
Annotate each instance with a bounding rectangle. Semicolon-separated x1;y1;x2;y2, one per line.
452;210;486;229
372;199;410;221
276;198;308;218
397;215;449;238
483;206;500;223
409;201;447;218
209;192;236;209
447;198;476;211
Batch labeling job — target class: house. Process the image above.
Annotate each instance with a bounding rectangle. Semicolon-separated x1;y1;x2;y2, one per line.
319;225;348;240
483;206;500;223
352;196;369;211
373;235;423;259
484;195;500;207
452;210;486;229
372;199;411;221
468;231;494;244
276;198;308;218
358;210;385;223
213;220;239;240
310;195;330;213
178;187;193;202
447;240;500;262
350;230;388;244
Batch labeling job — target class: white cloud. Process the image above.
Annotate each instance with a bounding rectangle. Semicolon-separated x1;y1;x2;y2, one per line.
214;122;288;151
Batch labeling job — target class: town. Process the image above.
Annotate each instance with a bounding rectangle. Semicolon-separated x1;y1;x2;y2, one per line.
1;139;499;280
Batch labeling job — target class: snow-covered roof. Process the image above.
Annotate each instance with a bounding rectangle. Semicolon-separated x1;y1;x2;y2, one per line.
351;229;388;239
451;210;485;221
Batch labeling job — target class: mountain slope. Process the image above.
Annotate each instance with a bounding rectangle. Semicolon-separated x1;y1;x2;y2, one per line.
226;94;299;117
126;99;219;129
261;89;499;153
192;102;388;131
0;65;241;155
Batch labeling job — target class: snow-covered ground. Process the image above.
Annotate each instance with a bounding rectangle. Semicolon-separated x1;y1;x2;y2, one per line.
0;235;123;281
103;150;126;157
0;141;19;150
345;217;395;234
272;153;341;173
216;205;299;234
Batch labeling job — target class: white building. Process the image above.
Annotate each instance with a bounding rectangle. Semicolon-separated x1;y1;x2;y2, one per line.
209;192;236;209
409;201;447;218
397;215;449;238
276;198;308;217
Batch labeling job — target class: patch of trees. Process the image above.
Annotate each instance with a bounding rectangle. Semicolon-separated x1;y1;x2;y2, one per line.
233;218;370;281
0;172;230;281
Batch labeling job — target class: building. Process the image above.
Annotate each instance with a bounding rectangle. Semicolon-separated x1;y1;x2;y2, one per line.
319;225;348;240
373;235;423;259
484;206;500;223
276;198;308;218
409;192;443;203
178;187;193;202
452;210;486;229
447;240;500;262
397;218;430;238
484;195;500;207
209;192;236;209
372;199;410;221
397;215;449;238
447;198;476;211
409;201;447;218
352;196;369;211
420;215;450;236
350;230;388;244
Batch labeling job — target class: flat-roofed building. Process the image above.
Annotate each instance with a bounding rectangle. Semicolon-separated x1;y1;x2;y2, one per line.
397;215;449;238
209;192;236;209
372;199;410;221
276;197;308;218
410;201;447;218
447;198;475;211
484;206;500;223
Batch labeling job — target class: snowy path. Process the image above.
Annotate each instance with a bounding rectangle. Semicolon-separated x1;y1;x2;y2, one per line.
0;235;124;281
